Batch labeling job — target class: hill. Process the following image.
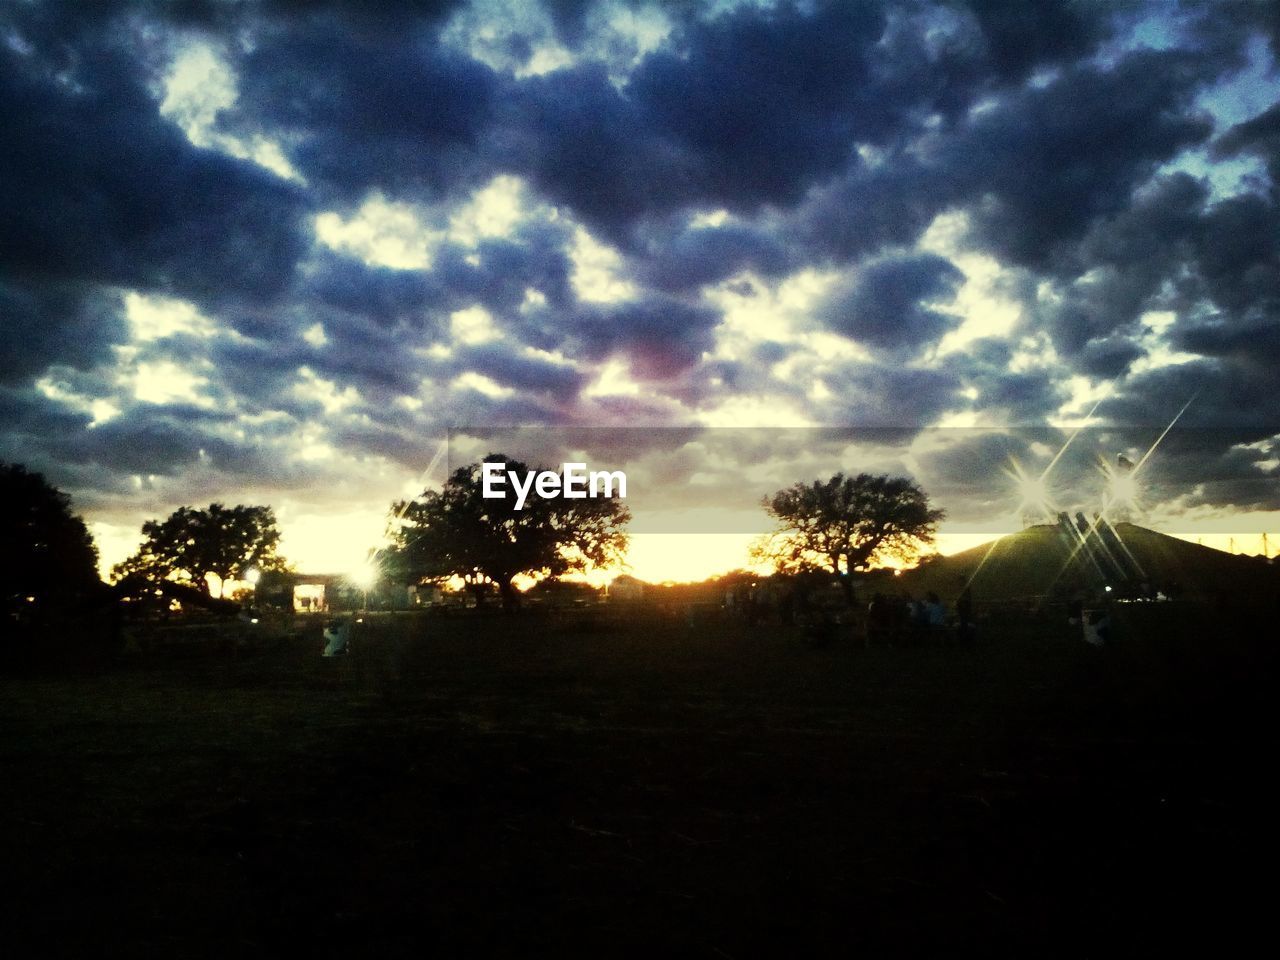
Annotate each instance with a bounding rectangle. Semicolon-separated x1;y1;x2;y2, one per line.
903;521;1278;603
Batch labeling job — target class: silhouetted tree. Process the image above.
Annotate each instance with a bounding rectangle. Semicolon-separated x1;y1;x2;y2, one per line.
1;462;101;624
753;472;944;604
113;503;287;596
386;455;630;611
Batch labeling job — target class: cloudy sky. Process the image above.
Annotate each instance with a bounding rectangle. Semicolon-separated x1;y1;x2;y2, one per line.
2;0;1278;581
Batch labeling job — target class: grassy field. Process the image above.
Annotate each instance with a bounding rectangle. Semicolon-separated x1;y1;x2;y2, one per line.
2;603;1275;955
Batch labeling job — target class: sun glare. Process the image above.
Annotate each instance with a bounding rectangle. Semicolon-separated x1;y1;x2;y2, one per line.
617;533;764;584
1008;459;1054;521
347;560;377;590
1108;472;1138;508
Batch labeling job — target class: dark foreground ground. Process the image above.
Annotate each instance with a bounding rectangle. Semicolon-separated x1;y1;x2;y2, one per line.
2;602;1276;956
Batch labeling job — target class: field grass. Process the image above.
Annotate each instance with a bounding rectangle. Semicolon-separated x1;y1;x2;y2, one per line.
2;603;1275;955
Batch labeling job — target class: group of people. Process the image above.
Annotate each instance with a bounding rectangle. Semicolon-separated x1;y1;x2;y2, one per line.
716;578;979;646
866;588;974;646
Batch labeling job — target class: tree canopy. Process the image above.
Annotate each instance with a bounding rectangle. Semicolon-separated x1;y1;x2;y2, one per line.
753;472;944;596
112;503;288;596
385;455;630;609
0;462;101;622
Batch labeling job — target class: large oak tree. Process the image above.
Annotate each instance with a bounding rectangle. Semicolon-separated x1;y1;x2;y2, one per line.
386;455;630;610
754;472;944;602
113;503;288;596
1;461;101;623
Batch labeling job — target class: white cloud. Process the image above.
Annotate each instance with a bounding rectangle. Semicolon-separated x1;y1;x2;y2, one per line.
132;360;212;406
293;366;361;415
450;306;497;345
570;226;636;303
453;371;514;398
448;175;536;245
302;323;328;348
125;292;215;341
314;194;439;269
160;40;303;182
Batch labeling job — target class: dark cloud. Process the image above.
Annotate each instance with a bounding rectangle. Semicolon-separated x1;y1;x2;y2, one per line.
910;429;1044;517
1073;173;1208;275
230;22;498;202
507;0;975;243
948;339;1068;420
1101;358;1278;444
787;47;1219;278
1173;319;1280;367
1078;337;1146;380
0;37;310;303
638;222;793;292
0;283;127;385
957;0;1114;82
822;362;963;427
504;63;692;242
5;0;464;41
329;420;430;466
1212;101;1280;185
0;7;311;401
817;254;964;352
452;342;588;400
253;1;464;37
430;226;576;313
1190;192;1280;318
45;415;231;477
951;50;1217;268
302;256;443;329
790;157;947;264
0;386;93;443
626;2;887;205
302;223;573;329
525;296;722;380
538;0;597;47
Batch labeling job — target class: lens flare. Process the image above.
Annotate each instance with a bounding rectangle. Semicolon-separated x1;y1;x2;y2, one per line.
1007;458;1055;520
1109;471;1138;507
348;559;377;589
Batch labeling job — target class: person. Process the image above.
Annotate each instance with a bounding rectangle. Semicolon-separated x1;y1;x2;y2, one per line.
956;586;974;643
867;593;888;646
925;592;946;628
322;616;352;656
1067;592;1084;626
1084;607;1111;647
900;594;926;645
778;588;795;625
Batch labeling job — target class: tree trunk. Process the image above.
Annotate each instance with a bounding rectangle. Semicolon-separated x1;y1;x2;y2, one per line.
831;555;856;607
499;578;520;613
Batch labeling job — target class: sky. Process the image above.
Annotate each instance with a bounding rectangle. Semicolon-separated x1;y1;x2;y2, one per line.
2;0;1279;583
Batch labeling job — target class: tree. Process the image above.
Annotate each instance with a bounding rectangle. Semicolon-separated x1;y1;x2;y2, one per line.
113;503;288;596
752;472;944;603
385;455;630;610
0;462;101;623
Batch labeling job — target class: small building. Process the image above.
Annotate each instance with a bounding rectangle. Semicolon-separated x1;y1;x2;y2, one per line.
607;575;646;602
285;574;364;613
409;583;444;607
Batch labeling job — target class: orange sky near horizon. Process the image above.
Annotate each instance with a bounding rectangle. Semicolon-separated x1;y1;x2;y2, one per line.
93;509;1278;588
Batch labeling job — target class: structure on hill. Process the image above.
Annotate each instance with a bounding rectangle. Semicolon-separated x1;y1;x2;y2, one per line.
905;521;1279;604
607;574;646;602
